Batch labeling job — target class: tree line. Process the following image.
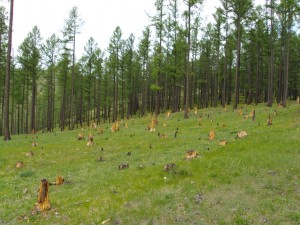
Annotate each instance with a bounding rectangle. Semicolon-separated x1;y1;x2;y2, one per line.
1;0;299;140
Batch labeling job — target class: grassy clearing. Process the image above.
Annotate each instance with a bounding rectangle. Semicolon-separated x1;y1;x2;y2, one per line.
0;103;299;224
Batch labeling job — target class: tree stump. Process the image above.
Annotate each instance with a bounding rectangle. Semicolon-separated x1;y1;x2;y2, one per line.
237;131;248;138
251;110;256;122
163;163;176;172
111;121;120;132
166;111;171;117
36;179;51;212
98;127;104;134
186;150;199;159
219;140;227;146
149;117;157;132
238;109;243;116
25;151;34;157
118;163;129;170
209;130;216;140
267;114;272;126
77;133;84;140
50;176;64;185
87;132;94;146
15;161;24;168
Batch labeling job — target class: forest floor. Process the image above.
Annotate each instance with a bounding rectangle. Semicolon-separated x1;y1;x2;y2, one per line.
0;102;299;225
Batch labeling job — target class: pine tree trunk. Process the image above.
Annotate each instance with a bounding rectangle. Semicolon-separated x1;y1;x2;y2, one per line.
60;73;67;131
96;78;101;124
113;70;118;122
3;0;14;141
184;2;191;119
227;58;232;105
255;41;261;104
267;0;275;107
0;31;3;136
69;31;76;130
222;51;227;107
31;75;36;132
283;14;291;107
234;18;241;109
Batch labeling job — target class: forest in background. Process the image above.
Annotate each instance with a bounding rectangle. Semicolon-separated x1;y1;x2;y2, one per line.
0;0;299;139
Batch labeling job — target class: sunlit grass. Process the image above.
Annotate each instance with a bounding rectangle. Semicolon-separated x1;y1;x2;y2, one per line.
0;102;299;224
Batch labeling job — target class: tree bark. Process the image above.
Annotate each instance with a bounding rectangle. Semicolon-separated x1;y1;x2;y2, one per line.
267;0;275;107
69;30;76;129
31;73;36;132
184;2;191;119
234;17;241;109
3;0;14;141
282;11;292;107
36;179;51;212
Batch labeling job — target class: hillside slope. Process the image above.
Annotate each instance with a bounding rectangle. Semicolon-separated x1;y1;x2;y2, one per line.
0;103;299;224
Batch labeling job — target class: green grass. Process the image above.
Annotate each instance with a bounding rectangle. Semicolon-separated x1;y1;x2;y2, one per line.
0;103;299;224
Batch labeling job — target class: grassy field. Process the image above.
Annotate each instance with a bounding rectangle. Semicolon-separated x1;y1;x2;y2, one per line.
0;103;299;225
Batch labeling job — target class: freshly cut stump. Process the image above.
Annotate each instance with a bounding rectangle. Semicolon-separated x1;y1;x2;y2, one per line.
36;179;51;212
50;176;64;185
186;150;199;159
